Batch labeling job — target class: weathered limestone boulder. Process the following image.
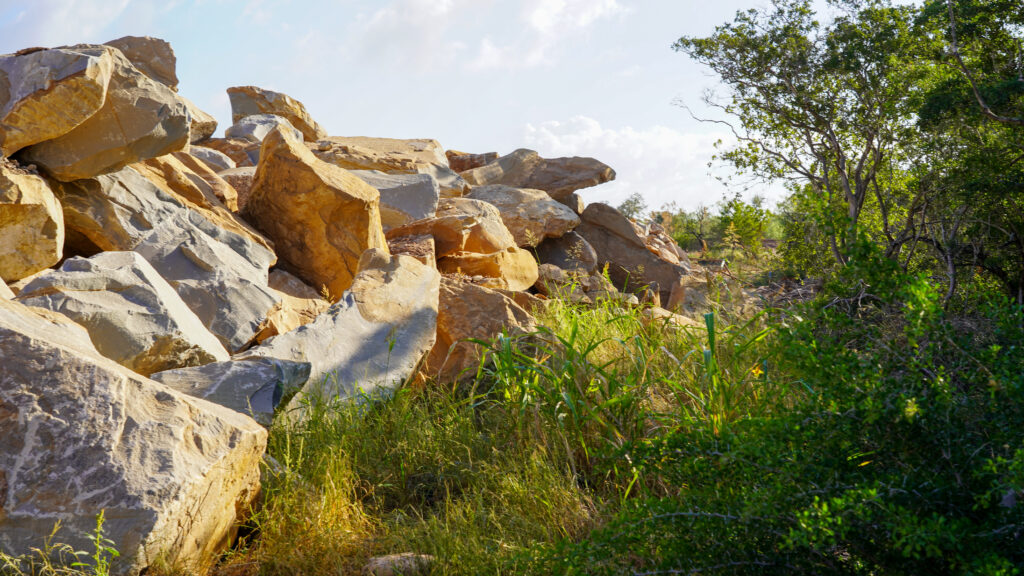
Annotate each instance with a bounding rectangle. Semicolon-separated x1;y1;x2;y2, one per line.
438;247;539;292
190;145;236;172
53;167;280;351
0;297;266;576
219;166;256;211
466;184;580;247
21;46;190;181
103;35;178;90
535;231;598;274
461;148;615;203
227;85;326;141
386;198;516;258
388;234;436;268
239;249;440;421
0;159;63;282
245;127;387;298
182;96;218;142
225;113;303;143
0;45;113;156
16;251;230;375
202;137;259;167
352;170;439;231
312;136;468;196
423;277;536;382
151;357;311;425
576;203;690;303
254;269;330;343
446;149;498;173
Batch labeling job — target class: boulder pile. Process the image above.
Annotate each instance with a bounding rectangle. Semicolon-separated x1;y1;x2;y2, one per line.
0;37;709;574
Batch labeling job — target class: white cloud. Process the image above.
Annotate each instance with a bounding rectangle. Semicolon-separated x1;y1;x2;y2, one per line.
525;0;626;33
0;0;132;49
524;116;737;211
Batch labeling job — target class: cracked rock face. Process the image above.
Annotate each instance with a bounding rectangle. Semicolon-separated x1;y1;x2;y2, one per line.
0;297;267;576
16;251;229;376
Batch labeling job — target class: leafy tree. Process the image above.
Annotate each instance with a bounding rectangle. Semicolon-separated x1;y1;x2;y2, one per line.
616;192;649;220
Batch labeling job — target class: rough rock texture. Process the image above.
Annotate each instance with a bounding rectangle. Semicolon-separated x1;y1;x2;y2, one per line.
576;203;691;303
190;145;236;173
239;249;440;421
387;234;436;268
446;149;497;173
169;150;241;210
0;159;63;282
311;136;468;196
245;127;387;298
150;357;311;425
16;252;230;375
202;137;259;167
561;192;585;215
254;269;330;343
535;231;598;274
182;96;218;142
0;297;267;576
533;263;591;304
424;277;536;382
386;198;516;258
352;170;439;231
218;166;255;211
103;35;178;90
21;46;190;181
225;113;303;143
461;148;616;203
438;247;539;292
53;167;280;352
363;553;435;576
466;184;580;247
0;45;113;156
227;85;326;142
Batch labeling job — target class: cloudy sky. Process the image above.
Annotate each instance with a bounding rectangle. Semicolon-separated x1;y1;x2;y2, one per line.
0;0;794;211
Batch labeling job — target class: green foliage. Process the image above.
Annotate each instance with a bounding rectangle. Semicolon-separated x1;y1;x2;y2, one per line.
615;192;649;220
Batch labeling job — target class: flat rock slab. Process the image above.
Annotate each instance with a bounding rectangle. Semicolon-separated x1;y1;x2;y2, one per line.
190;146;236;173
16;251;229;376
461;148;615;203
0;297;266;576
311;136;468;196
352;170;439;231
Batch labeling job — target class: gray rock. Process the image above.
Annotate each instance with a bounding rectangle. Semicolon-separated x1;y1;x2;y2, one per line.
352;170;439;231
225;113;303;143
150;357;310;425
227;85;326;142
52;167;280;352
190;145;236;172
535;231;598;274
0;297;266;576
460;148;615;203
466;184;580;247
103;35;178;90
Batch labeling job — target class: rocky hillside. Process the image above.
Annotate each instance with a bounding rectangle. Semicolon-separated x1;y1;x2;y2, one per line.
0;37;712;575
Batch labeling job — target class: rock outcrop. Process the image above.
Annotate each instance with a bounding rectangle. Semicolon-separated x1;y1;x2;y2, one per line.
0;159;63;282
16;251;230;375
460;148;615;203
0;297;266;576
245;126;387;298
227;85;326;142
466;184;580;247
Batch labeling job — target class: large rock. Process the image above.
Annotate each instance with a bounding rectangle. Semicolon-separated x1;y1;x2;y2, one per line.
460;148;615;203
239;249;440;421
227;85;326;142
16;251;229;376
245;126;387;298
0;159;63;282
182;96;218;143
466;184;580;247
385;197;516;258
202;137;259;167
423;277;536;382
254;269;330;343
103;35;178;90
190;145;236;172
53;167;280;352
21;45;190;181
312;136;468;196
352;170;439;231
535;231;598;274
225;113;302;143
151;357;311;425
446;149;498;173
576;203;691;303
0;45;113;156
0;297;266;575
438;247;539;292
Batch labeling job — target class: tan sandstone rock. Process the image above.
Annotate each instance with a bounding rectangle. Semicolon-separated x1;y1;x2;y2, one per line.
134;153;254;232
218;166;256;211
0;159;63;282
254;269;330;343
0;297;266;576
181;96;218;142
0;45;113;156
227;85;326;142
438;247;539;292
104;35;178;90
446;149;498;173
460;148;616;203
311;136;468;196
466;184;580;247
202;137;260;167
386;197;516;258
246;126;387;298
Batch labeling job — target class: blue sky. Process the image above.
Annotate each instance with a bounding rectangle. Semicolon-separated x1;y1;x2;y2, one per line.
0;0;800;211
